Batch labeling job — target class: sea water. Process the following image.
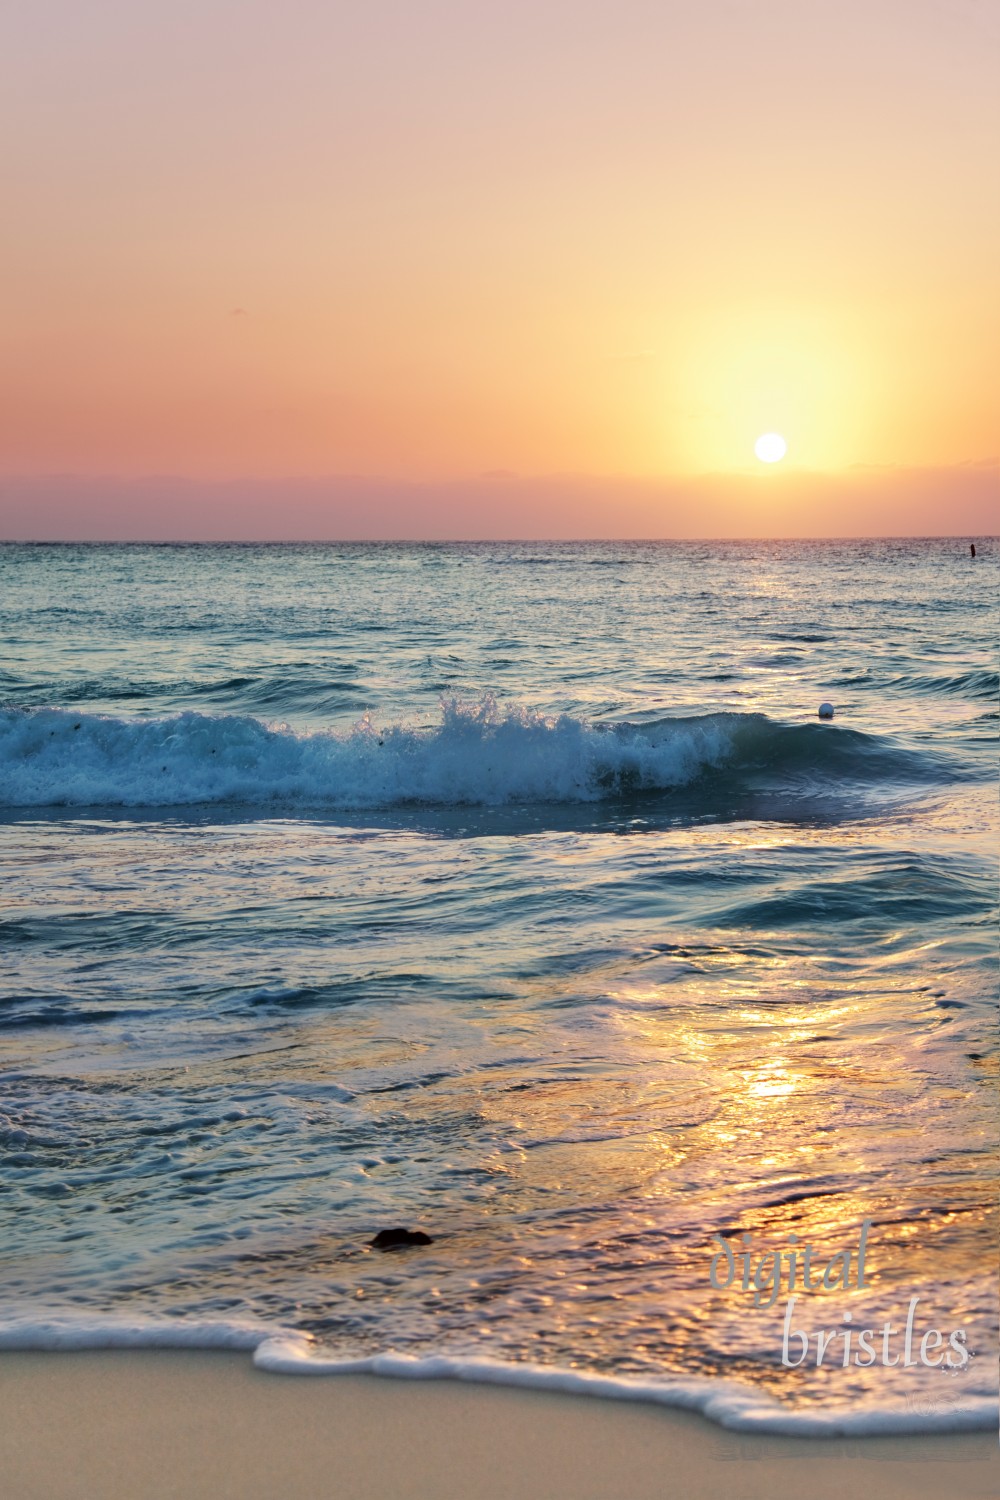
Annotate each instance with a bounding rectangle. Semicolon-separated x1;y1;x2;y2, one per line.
0;539;996;1433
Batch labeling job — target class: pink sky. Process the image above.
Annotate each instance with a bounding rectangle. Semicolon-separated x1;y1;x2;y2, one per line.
3;464;995;540
1;1;996;538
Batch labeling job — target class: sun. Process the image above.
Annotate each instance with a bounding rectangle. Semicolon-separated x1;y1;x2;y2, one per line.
754;432;787;463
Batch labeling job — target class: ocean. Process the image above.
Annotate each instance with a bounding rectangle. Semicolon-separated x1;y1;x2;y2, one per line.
0;538;996;1433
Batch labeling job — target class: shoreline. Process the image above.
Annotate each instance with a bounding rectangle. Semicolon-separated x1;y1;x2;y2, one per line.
1;1351;995;1500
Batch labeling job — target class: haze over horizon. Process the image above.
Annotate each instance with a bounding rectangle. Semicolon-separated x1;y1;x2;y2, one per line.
2;1;996;539
2;464;997;542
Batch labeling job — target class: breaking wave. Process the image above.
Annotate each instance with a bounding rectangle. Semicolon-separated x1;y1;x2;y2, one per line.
0;697;947;811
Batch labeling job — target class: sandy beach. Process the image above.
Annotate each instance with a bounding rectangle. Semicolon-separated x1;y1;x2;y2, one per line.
0;1352;995;1500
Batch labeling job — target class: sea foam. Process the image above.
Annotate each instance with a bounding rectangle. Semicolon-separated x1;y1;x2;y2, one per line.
0;1316;992;1435
0;697;935;810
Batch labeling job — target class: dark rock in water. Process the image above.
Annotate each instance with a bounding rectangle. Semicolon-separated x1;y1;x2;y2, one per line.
369;1227;433;1249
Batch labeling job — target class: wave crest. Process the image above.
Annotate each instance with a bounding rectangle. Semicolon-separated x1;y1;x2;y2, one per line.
0;697;940;810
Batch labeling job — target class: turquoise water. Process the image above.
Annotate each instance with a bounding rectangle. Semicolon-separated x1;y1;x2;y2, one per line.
0;539;996;1430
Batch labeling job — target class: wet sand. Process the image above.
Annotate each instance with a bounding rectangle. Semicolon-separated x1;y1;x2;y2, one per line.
0;1351;995;1500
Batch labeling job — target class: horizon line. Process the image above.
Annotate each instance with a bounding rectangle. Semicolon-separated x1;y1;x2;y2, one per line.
2;534;995;546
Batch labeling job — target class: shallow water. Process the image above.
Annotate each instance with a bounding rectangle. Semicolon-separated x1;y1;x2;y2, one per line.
0;539;996;1430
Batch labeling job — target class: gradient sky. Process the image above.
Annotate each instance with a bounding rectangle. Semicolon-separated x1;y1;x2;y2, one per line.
1;0;997;537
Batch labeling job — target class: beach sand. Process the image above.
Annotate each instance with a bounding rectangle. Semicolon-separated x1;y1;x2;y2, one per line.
0;1352;995;1499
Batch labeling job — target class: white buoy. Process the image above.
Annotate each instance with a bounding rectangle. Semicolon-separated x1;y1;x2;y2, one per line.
818;702;834;720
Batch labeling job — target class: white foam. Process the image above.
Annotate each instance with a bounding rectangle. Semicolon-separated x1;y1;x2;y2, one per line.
0;697;732;809
0;1317;992;1435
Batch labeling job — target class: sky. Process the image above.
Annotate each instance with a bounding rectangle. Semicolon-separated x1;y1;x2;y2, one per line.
1;0;996;538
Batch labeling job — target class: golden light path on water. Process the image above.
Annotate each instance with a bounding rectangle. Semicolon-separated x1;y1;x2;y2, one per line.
446;798;997;1408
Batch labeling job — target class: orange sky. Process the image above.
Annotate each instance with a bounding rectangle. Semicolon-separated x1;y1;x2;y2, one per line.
1;1;997;537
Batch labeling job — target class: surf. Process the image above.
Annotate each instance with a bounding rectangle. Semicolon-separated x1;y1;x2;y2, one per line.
0;697;949;811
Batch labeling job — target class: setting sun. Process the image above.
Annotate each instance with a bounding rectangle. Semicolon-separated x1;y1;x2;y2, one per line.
754;433;788;464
